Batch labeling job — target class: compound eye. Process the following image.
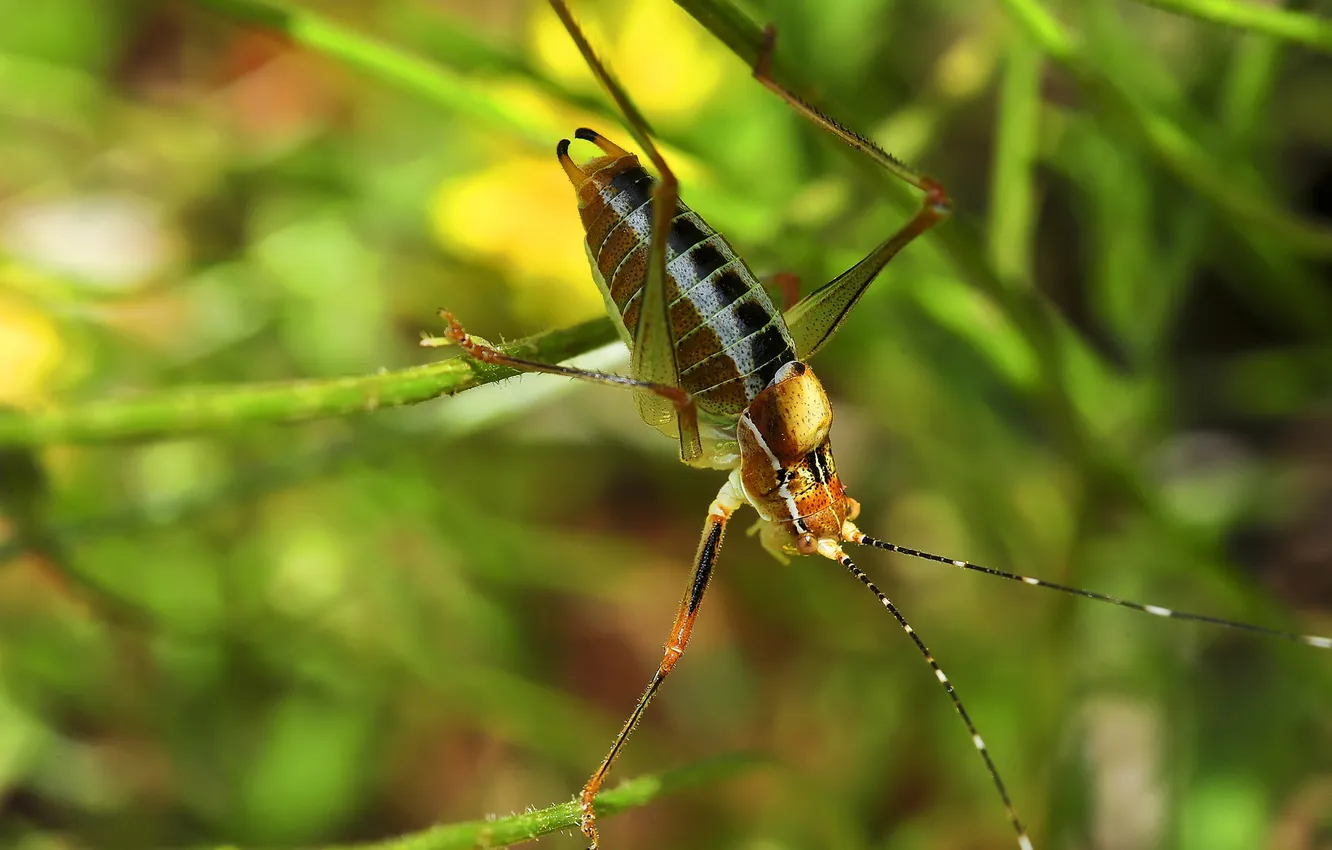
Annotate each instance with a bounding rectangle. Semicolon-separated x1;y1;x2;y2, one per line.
795;533;818;556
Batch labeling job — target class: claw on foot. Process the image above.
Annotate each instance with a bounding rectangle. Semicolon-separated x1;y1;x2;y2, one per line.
428;308;497;360
420;309;474;349
435;309;469;345
580;795;600;849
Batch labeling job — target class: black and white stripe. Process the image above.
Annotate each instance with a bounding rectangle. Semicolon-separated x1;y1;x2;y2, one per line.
590;167;797;407
834;548;1034;850
601;166;656;219
680;300;793;379
805;445;832;485
853;534;1332;650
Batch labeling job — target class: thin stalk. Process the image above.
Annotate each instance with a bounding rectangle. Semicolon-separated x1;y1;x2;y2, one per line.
1156;7;1296;363
288;753;760;850
1130;0;1332;53
995;0;1332;262
0;319;618;445
988;33;1044;281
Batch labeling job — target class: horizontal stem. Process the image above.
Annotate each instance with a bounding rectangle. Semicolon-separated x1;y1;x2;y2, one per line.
308;753;761;850
0;319;619;445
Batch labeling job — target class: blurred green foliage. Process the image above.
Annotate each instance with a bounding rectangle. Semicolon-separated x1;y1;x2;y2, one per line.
1;1;1331;849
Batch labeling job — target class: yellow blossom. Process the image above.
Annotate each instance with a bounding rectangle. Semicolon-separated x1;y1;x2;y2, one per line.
0;288;62;405
431;3;729;327
432;155;599;325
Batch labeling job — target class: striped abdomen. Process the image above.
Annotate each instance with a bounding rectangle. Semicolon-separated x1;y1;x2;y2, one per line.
571;153;797;420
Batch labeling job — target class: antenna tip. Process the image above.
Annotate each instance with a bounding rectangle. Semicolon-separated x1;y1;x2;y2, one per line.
556;138;571;158
574;127;599;142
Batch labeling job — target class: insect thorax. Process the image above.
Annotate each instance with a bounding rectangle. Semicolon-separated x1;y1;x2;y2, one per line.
737;361;855;559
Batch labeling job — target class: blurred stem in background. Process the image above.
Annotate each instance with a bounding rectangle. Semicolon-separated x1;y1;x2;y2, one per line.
2;0;1330;849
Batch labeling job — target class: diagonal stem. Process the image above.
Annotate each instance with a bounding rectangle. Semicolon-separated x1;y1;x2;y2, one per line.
0;319;618;446
304;753;761;850
1130;0;1332;53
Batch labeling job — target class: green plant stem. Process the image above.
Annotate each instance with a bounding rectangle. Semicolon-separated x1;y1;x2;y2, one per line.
988;32;1044;281
995;0;1332;261
0;319;618;446
1130;0;1332;52
296;753;759;850
1154;8;1293;364
192;0;556;147
667;0;1262;591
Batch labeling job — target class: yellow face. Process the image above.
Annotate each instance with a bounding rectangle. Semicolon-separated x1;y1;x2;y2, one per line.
736;362;854;557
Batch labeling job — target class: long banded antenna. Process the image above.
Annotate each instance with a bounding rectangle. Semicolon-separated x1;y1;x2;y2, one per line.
851;532;1332;650
821;542;1035;850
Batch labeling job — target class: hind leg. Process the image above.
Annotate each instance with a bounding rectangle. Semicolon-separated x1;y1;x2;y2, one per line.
752;25;952;359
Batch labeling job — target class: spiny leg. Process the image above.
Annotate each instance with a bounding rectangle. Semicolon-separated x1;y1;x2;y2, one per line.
548;0;701;462
848;528;1332;650
424;309;696;418
817;539;1035;850
753;25;953;359
579;479;745;849
754;25;945;197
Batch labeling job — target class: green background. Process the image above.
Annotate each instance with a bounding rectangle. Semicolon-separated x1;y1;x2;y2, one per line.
1;1;1331;848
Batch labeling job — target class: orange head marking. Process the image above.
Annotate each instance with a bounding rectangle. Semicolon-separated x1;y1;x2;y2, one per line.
738;362;852;558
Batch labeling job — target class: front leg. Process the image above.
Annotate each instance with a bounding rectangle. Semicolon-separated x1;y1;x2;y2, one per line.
424;310;699;431
579;478;746;849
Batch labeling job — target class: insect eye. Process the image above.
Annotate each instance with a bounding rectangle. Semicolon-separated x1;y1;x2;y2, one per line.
795;533;818;556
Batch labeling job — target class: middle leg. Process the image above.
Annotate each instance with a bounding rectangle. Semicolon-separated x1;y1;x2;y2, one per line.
423;309;696;418
578;477;746;849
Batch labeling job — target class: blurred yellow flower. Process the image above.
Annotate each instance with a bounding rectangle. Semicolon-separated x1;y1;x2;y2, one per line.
532;1;724;120
0;289;62;405
431;2;729;327
432;155;601;325
934;32;995;100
